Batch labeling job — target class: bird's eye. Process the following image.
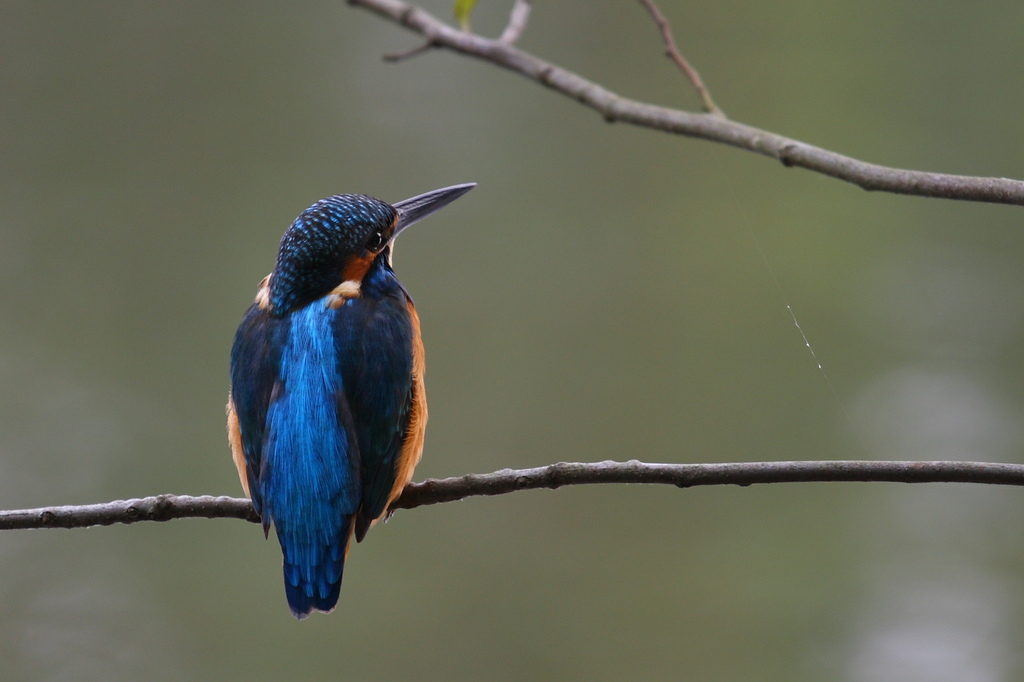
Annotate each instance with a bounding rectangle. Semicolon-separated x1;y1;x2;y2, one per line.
365;231;387;252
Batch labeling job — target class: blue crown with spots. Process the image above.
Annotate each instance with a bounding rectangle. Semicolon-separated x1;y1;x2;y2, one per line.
270;194;397;313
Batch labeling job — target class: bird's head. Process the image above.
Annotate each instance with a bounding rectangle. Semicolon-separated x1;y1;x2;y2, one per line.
267;183;475;314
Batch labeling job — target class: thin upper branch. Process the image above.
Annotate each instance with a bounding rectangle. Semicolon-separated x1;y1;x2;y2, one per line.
347;0;1024;207
3;459;1024;531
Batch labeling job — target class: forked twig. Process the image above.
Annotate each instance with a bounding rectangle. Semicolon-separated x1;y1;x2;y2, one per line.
347;0;1024;206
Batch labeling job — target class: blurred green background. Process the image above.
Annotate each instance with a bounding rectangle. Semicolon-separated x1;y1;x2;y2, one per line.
3;1;1024;679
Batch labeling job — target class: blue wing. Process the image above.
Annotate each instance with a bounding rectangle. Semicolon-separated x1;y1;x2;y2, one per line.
335;263;421;542
229;304;286;518
230;300;362;618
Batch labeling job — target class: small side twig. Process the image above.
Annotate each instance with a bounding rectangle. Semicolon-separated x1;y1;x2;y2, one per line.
637;0;722;116
383;41;436;62
499;0;532;45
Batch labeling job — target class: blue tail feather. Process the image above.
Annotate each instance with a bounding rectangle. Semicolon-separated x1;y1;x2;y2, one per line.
279;518;352;619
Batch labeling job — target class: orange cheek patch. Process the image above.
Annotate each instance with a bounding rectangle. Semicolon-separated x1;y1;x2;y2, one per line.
340;254;373;283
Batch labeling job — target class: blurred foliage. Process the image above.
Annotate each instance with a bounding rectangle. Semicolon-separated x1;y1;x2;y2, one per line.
453;0;479;31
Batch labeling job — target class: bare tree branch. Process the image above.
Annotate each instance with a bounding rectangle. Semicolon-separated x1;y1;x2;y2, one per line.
4;459;1024;532
637;0;722;115
347;0;1024;207
0;495;258;531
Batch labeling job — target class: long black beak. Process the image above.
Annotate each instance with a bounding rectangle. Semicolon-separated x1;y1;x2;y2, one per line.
392;183;476;237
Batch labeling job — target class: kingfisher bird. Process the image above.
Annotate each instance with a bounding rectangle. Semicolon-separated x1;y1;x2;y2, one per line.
227;183;475;619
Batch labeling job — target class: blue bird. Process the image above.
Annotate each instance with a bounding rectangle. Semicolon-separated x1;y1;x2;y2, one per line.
227;183;474;618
